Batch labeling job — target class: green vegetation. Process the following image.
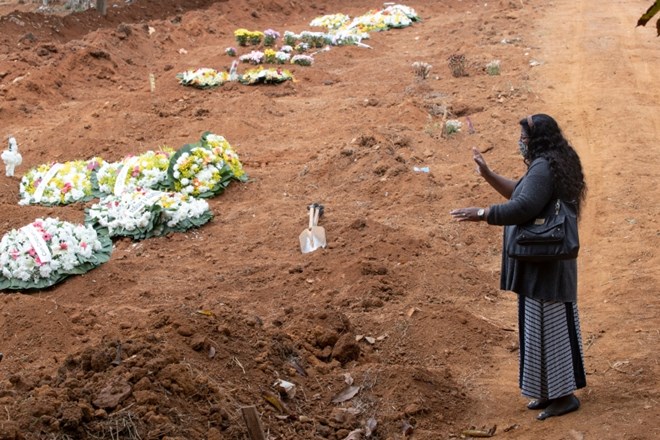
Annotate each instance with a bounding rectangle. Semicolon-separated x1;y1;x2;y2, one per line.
637;1;660;36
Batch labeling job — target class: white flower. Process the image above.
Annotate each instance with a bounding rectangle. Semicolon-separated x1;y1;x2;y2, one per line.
96;150;172;196
445;119;462;134
240;51;265;65
19;159;103;206
178;68;229;88
0;218;106;287
86;189;211;239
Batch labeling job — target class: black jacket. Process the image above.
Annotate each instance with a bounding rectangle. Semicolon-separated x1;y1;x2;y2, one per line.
487;158;578;303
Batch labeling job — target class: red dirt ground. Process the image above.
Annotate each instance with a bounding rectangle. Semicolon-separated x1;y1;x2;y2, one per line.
0;0;657;439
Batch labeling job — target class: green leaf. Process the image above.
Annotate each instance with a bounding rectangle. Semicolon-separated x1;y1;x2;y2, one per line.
90;171;104;198
160;210;213;235
200;131;213;145
637;0;660;27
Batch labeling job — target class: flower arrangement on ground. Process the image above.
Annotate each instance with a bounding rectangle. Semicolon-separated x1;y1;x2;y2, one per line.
283;29;367;50
263;49;276;63
234;29;264;46
95;148;174;196
291;54;314;66
239;51;265;65
330;29;370;46
294;42;310;53
85;188;212;240
225;47;237;57
87;189;160;240
240;49;301;67
310;13;350;30
379;4;420;28
166;143;234;198
200;132;248;182
234;28;250;46
283;30;330;48
176;68;230;89
263;48;290;64
345;4;420;32
283;31;299;46
384;5;420;21
19;157;105;206
0;218;112;290
345;10;388;33
238;67;294;85
263;29;280;46
276;50;292;64
299;31;332;48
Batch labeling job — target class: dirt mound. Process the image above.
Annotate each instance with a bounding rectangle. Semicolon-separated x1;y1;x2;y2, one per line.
0;0;232;46
0;296;480;438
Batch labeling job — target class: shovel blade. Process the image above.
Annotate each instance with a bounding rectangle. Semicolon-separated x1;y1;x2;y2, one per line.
299;230;316;254
311;226;326;249
299;227;326;254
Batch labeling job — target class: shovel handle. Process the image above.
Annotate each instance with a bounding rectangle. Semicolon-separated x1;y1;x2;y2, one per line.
313;205;320;226
308;205;315;229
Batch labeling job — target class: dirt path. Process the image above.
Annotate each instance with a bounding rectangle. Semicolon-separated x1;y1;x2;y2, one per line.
472;1;660;438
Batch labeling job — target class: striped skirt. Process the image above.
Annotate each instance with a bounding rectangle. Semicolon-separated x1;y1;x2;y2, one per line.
518;296;587;399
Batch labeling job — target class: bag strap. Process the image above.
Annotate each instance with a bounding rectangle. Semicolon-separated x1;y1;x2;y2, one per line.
555;199;579;217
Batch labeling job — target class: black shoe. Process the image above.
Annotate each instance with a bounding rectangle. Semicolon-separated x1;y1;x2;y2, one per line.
527;398;551;410
537;394;580;420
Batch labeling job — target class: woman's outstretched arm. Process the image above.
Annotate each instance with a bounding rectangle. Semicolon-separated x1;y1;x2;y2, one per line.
473;147;517;199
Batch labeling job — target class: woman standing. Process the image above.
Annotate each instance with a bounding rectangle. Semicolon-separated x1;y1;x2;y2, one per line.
450;114;587;420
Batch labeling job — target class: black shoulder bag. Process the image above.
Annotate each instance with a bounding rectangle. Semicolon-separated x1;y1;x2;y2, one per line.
507;199;579;262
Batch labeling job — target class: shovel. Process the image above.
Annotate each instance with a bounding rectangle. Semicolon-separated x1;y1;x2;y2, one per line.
299;204;326;253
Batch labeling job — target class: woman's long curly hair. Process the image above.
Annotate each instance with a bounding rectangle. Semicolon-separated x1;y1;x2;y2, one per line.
520;114;587;216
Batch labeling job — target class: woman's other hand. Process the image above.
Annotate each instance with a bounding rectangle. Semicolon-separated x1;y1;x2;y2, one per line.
450;207;486;222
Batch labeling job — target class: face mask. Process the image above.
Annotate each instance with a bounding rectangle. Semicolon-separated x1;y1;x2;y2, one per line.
518;140;528;157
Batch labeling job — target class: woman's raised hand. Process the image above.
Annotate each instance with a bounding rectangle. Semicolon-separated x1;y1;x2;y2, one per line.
472;147;490;177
